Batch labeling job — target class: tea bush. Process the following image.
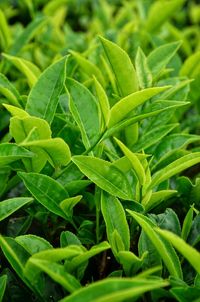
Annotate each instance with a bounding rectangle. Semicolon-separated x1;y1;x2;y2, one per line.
0;0;200;301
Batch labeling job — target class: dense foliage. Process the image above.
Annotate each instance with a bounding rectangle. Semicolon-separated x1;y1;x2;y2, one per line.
0;0;200;301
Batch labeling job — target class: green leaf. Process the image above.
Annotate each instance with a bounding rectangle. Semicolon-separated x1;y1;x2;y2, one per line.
0;236;34;291
0;197;32;221
0;275;7;302
2;53;41;87
66;78;100;149
118;250;148;276
70;51;105;87
67;241;110;273
133;124;178;152
59;195;82;218
26;259;81;293
18;172;68;218
20;138;71;167
10;16;47;55
15;235;53;255
155;228;200;274
72;155;133;200
144;190;177;211
0;9;11;50
3;104;29;118
149;152;200;190
0;74;22;107
181;207;194;241
127;211;183;278
147;42;181;78
108;86;170;127
94;76;110;129
101;192;130;255
99;36;138;96
60;277;169;302
114;137;146;185
10;116;51;143
26;56;67;124
135;47;152;89
145;0;186;32
0;143;34;166
180;51;200;78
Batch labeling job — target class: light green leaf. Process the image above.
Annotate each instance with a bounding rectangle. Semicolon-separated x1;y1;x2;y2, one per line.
0;143;34;166
114;137;146;185
93;76;110;129
133;124;178;152
147;41;181;78
20;138;71;167
180;51;200;78
145;0;186;32
99;36;138;96
59;195;82;218
2;53;41;87
15;235;53;255
149;152;200;190
26;56;67;124
0;236;36;293
101;192;130;254
127;210;183;279
0;275;7;302
72;155;133;200
108;86;170;127
0;197;32;221
10;16;47;55
118;250;148;276
18;172;68;218
135;47;152;89
144;190;177;212
3;104;29;118
26;259;81;293
60;277;168;302
156;228;200;274
70;51;105;87
0;74;22;107
10;116;51;143
66;78;100;149
0;9;12;50
67;241;110;273
181;207;194;241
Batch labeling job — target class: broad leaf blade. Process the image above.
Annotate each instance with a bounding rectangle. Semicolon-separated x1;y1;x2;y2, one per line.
72;155;133;200
26;56;67;124
18;172;68;218
127;211;183;279
0;197;32;221
156;228;200;274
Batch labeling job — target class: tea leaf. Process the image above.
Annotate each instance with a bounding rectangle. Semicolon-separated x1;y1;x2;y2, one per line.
0;197;32;221
135;47;152;88
72;156;133;200
127;211;183;278
0;74;22;107
18;172;68;218
156;228;200;274
0;275;7;302
147;41;181;78
66;77;100;149
0;143;34;166
70;51;105;87
149;152;200;189
26;56;67;124
108;86;170;127
101;192;130;254
60;277;169;302
2;53;41;87
99;36;138;96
